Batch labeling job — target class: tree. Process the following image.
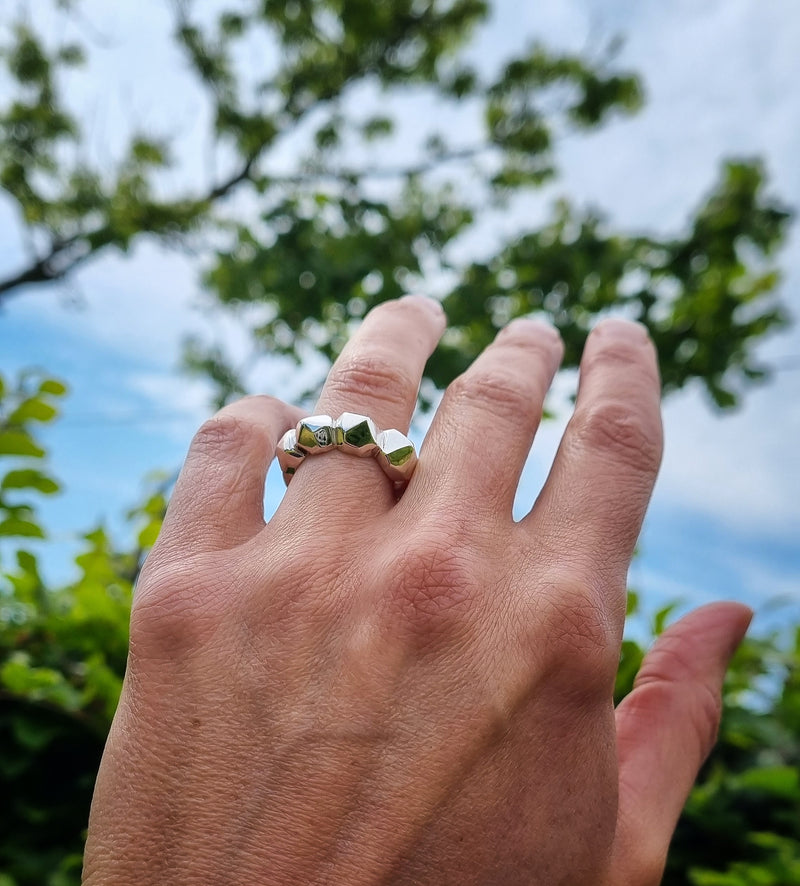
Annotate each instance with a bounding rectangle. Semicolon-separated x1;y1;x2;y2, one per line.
0;1;791;407
0;2;798;884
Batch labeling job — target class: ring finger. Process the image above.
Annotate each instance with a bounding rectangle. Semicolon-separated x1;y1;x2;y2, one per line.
282;295;446;519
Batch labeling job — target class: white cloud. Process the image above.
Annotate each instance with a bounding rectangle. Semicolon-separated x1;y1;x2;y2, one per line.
125;370;214;438
727;549;800;608
658;382;800;539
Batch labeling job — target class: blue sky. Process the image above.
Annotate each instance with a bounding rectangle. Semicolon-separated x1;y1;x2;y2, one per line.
1;0;798;636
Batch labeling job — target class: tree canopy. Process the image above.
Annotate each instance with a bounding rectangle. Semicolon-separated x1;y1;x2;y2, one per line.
0;1;791;406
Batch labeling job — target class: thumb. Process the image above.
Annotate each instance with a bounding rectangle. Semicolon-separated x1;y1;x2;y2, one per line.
608;601;753;886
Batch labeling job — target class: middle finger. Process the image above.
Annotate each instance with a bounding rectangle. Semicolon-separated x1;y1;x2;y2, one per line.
415;318;564;517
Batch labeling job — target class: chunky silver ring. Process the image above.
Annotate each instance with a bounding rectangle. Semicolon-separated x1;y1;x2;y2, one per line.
276;413;417;488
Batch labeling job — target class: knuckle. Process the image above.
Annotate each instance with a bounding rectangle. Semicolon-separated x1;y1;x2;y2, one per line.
236;392;287;417
449;368;532;423
619;845;668;886
234;392;280;408
635;639;724;759
687;681;724;759
381;534;479;642
326;353;413;413
190;412;254;460
129;560;223;661
573;400;662;474
643;677;721;760
536;579;618;691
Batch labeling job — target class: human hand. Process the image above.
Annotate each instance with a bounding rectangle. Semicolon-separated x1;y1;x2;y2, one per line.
83;296;751;885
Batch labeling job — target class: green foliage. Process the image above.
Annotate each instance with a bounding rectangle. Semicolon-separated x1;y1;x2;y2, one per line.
0;374;63;540
0;372;165;886
2;2;790;413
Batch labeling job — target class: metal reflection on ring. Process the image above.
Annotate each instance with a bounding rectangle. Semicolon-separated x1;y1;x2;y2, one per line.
276;413;417;488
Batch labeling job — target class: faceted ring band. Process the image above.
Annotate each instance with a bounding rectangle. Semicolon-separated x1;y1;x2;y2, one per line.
276;413;417;487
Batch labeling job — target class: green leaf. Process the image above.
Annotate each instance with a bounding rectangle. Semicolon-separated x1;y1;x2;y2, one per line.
1;468;59;494
653;602;680;635
0;430;45;458
137;519;162;549
738;766;800;800
0;517;45;538
130;137;168;166
219;12;247;36
16;549;39;574
37;378;68;396
10;714;62;751
361;115;394;140
8;396;58;424
57;43;85;66
0;656;83;711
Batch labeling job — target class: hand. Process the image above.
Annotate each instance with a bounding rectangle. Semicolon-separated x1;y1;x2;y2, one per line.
83;296;751;886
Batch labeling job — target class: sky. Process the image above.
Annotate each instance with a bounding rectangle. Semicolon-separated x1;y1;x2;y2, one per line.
1;0;798;637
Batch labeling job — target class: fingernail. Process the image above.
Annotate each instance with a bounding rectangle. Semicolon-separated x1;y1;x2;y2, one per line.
733;605;755;647
501;317;562;345
717;603;755;661
509;317;561;338
593;318;650;343
401;294;445;317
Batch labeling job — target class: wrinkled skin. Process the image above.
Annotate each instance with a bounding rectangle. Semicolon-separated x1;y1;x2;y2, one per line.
83;297;751;885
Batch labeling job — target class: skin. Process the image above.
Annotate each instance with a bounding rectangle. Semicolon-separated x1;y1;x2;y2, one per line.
82;295;752;885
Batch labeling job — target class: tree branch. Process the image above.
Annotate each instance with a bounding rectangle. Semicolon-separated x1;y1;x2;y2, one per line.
264;144;492;186
205;153;258;201
0;236;88;301
0;154;259;305
0;143;493;305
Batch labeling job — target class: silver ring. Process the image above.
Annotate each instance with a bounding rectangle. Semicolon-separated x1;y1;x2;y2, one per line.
276;413;417;488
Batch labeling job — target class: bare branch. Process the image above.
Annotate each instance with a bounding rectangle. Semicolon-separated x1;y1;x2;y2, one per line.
263;144;492;186
0;236;89;301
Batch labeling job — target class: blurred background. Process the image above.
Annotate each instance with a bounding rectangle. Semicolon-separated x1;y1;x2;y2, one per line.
1;1;798;883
